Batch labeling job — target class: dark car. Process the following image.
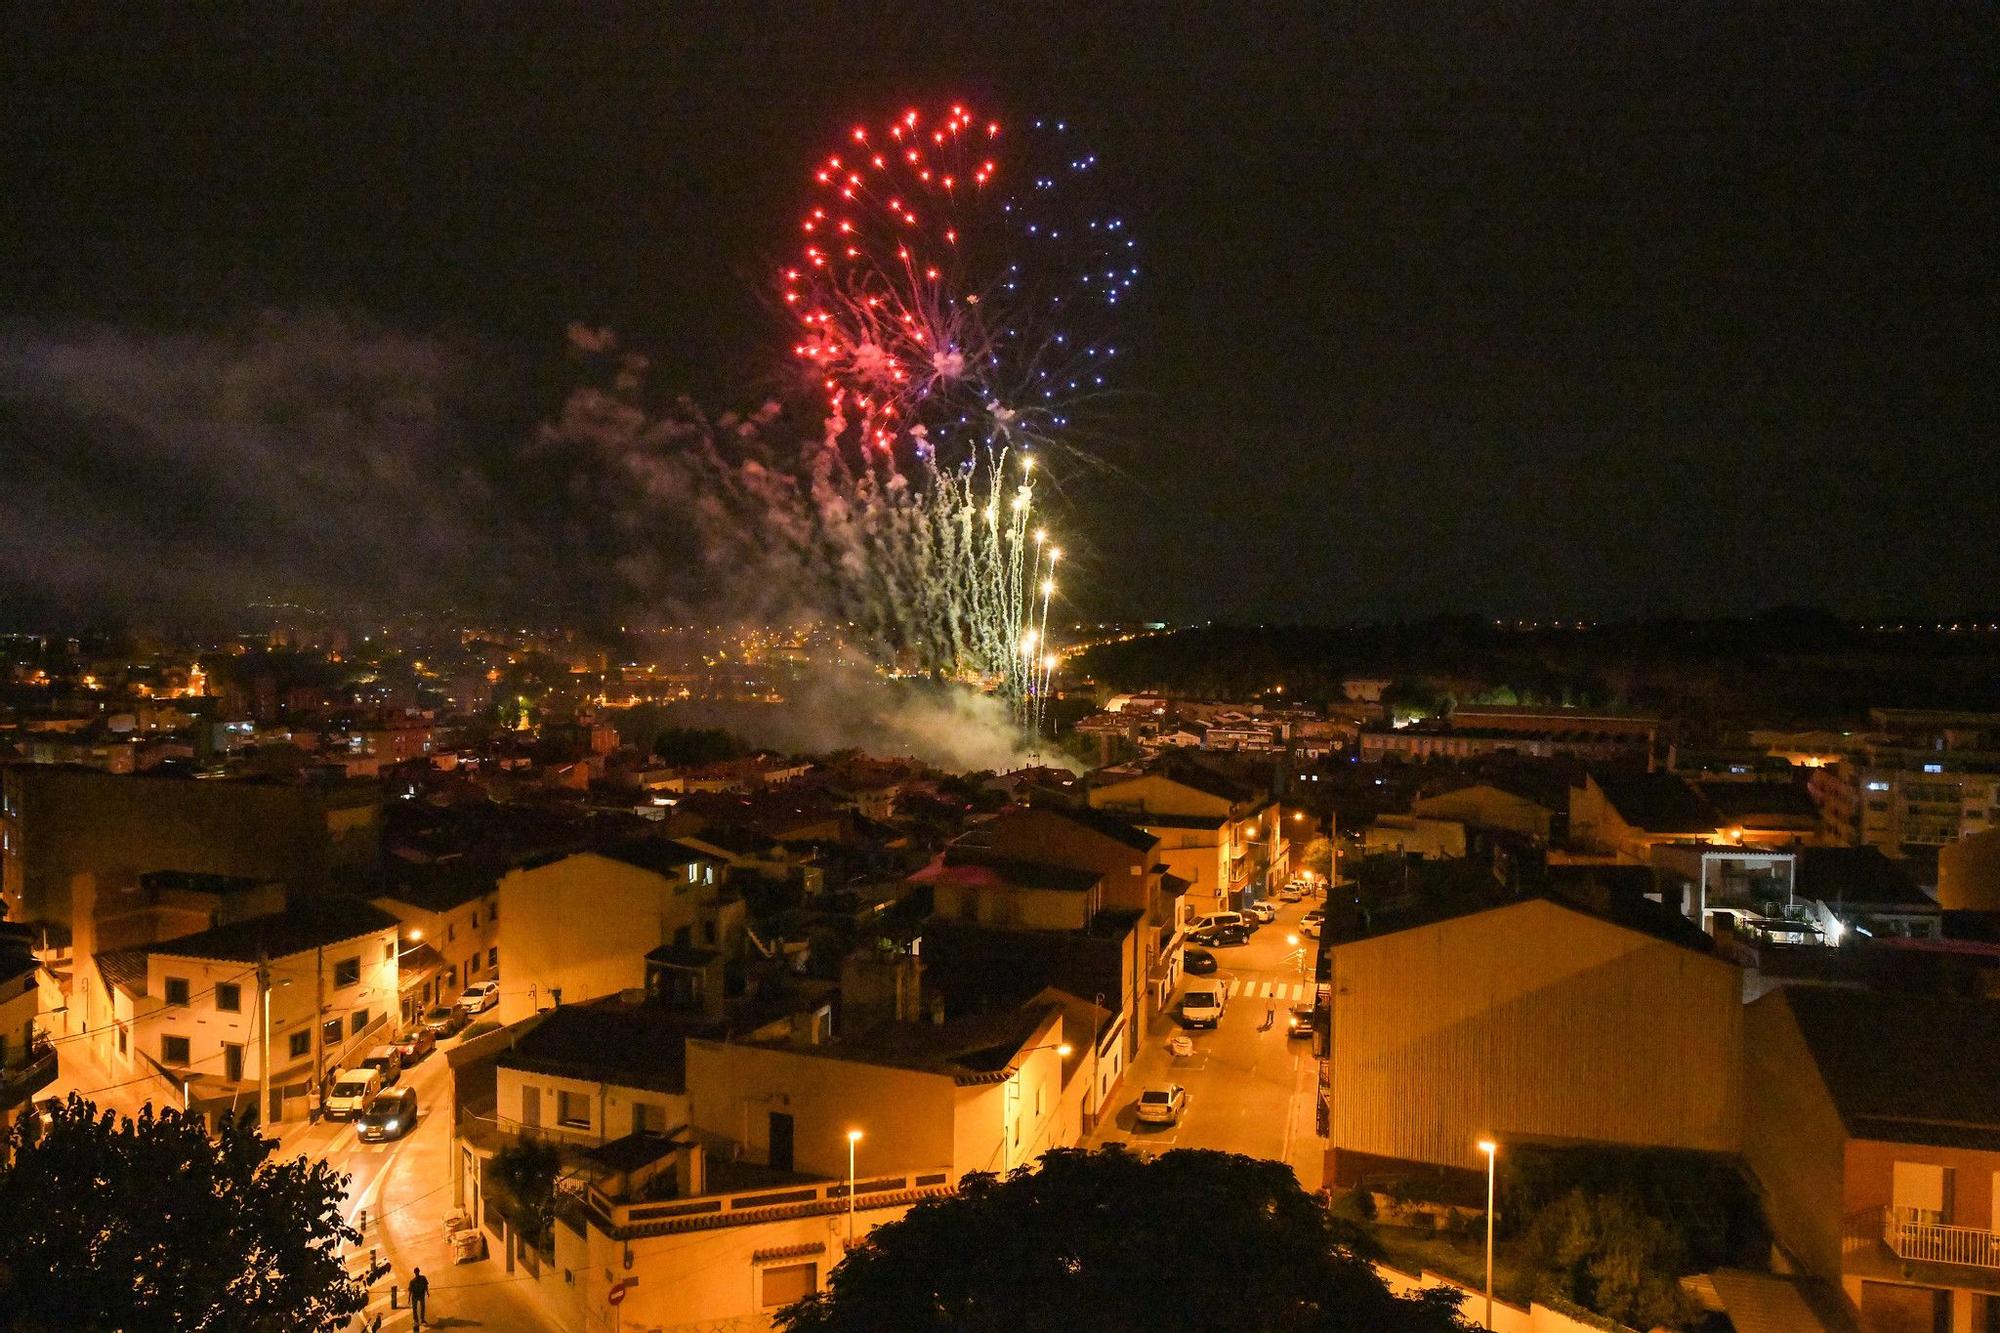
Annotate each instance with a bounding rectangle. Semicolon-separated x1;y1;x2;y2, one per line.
391;1026;436;1064
1286;1005;1317;1039
423;1005;468;1039
1192;924;1250;948
1183;947;1218;975
356;1086;419;1143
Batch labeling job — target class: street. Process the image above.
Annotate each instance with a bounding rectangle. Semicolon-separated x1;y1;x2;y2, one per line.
279;1032;559;1332
1088;891;1325;1192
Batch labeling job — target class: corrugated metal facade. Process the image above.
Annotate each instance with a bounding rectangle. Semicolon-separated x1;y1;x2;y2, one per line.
1329;898;1743;1173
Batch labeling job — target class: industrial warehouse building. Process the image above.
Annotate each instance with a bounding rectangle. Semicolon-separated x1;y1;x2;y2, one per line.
1322;894;1744;1185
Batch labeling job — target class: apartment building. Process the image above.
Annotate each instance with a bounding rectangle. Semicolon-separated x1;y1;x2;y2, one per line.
1808;710;2000;876
91;897;400;1124
1088;757;1283;913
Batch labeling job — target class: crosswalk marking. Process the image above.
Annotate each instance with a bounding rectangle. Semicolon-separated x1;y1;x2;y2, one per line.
1221;979;1308;1003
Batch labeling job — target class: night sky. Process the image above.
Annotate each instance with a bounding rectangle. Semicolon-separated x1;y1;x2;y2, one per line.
3;5;1996;624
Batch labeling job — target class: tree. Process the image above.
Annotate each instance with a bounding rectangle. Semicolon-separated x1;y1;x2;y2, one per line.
492;1137;562;1248
0;1095;367;1331
1300;835;1334;878
779;1147;1470;1332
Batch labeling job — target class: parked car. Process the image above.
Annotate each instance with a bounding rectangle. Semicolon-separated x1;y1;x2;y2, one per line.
423;1005;469;1038
358;1045;403;1086
356;1086;419;1143
323;1067;382;1121
1180;984;1226;1028
1277;881;1304;902
1245;901;1278;924
1193;924;1250;948
1301;918;1323;939
1136;1083;1188;1126
457;980;500;1015
1287;1005;1316;1039
1182;947;1218;975
391;1026;436;1064
1189;911;1247;936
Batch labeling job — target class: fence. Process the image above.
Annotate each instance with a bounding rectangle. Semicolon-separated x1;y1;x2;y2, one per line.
581;1168;954;1239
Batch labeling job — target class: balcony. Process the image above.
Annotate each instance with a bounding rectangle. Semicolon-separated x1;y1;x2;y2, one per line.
0;1037;57;1110
1882;1206;2000;1272
573;1164;955;1240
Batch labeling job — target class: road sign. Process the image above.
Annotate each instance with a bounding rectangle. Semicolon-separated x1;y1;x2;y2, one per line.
608;1277;638;1307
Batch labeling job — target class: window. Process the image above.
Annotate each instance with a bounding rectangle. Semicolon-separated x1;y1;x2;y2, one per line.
488;899;497;922
162;1034;190;1066
447;924;456;943
471;910;479;928
322;1018;343;1048
215;982;242;1013
118;1025;128;1056
384;941;395;963
702;920;717;946
333;957;360;989
488;947;497;970
224;1043;244;1082
468;952;480;976
164;977;190;1007
289;1031;310;1060
761;1262;817;1310
350;1009;369;1037
557;1090;589;1129
634;1101;668;1136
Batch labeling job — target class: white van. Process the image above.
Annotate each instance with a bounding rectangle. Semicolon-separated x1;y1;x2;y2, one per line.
323;1067;382;1121
1190;911;1246;936
1180;983;1227;1028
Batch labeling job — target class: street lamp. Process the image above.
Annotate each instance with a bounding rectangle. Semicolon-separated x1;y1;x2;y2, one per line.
846;1129;863;1246
1476;1138;1498;1329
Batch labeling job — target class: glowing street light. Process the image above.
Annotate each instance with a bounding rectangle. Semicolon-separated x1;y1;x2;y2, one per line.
1477;1139;1498;1328
852;1120;868;1248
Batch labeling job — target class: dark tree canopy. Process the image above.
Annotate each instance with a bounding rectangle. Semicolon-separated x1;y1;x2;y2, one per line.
780;1147;1469;1332
0;1095;367;1331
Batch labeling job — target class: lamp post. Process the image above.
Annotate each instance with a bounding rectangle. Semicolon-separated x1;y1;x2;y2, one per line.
1003;1039;1075;1167
846;1129;863;1247
1477;1138;1498;1329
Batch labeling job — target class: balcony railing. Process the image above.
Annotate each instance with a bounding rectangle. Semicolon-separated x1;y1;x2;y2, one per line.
1883;1206;2000;1271
0;1038;57;1109
578;1166;954;1239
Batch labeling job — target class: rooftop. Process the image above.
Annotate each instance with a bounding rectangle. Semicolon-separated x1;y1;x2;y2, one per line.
920;850;1104;894
1793;846;1934;911
496;999;719;1095
1778;987;2000;1150
751;1003;1058;1084
1591;772;1719;834
95;947;150;999
147;898;400;963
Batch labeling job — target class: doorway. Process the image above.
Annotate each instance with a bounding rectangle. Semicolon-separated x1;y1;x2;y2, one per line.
769;1111;795;1172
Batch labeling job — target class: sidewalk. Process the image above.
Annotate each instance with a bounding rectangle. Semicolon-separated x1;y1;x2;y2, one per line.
364;1088;562;1332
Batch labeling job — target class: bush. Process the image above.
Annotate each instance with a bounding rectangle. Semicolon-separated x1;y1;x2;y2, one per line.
1524;1190;1696;1330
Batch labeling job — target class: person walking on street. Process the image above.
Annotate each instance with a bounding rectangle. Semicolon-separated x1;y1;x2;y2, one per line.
408;1268;429;1329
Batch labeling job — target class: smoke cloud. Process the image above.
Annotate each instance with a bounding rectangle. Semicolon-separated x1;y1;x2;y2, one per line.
0;311;1050;771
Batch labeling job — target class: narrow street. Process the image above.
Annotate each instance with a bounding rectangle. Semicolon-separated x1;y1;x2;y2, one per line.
1089;892;1325;1192
272;1034;558;1332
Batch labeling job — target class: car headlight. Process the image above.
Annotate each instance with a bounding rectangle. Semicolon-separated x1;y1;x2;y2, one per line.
384;1119;400;1131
